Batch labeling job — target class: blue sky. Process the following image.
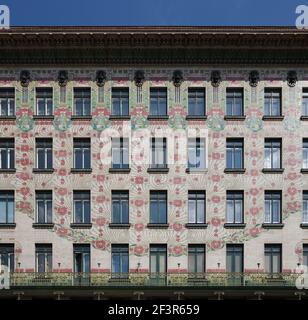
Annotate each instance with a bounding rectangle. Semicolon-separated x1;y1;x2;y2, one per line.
4;0;303;26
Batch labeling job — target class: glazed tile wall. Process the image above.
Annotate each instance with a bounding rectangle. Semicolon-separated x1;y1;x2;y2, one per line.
0;67;307;273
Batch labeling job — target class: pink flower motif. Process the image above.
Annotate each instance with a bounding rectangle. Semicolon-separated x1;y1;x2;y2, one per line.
58;168;67;176
19;187;30;196
173;223;183;232
250;169;259;177
18;201;31;212
250;150;258;157
93;240;107;249
92;107;110;116
96;218;106;226
96;196;106;203
172;246;183;255
96;175;105;183
20;145;30;152
249;188;259;196
211;217;221;227
211;175;221;182
54;107;71;117
212;153;221;160
173;177;182;184
58;150;67;157
173;200;182;207
134;223;144;232
211;196;221;204
287;187;297;196
249;227;260;237
288;158;297;166
20;158;30;166
135;199;144;207
57;188;68;196
135;176;144;184
17;172;31;181
287;173;298;180
250;207;259;215
210;240;222;250
57;207;68;215
56;227;69;236
134;246;144;255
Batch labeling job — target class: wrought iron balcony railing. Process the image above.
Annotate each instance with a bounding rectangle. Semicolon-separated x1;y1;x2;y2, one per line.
5;272;302;288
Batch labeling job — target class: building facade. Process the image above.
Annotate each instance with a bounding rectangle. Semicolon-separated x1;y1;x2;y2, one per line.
0;27;307;299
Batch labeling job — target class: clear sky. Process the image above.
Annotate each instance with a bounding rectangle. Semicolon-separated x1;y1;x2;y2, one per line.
4;0;303;26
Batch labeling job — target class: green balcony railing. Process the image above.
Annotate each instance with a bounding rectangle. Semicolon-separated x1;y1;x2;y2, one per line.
5;272;302;288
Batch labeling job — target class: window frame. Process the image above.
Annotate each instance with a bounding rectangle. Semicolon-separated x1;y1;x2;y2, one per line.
187;137;206;170
188;87;206;116
149;87;167;116
264;191;282;224
264;244;282;274
35;87;53;116
264;88;282;116
264;138;282;169
111;137;129;169
0;138;14;170
226;88;244;116
73;87;91;116
111;87;129;116
226;138;244;169
73;191;91;224
36;138;53;170
226;191;244;224
188;191;206;224
111;191;129;224
35;191;53;224
73;138;91;170
0;191;14;224
149;191;167;224
0;88;15;117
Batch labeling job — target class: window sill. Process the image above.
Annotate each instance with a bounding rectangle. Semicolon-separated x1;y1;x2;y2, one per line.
109;223;131;229
0;116;16;120
0;168;16;173
262;168;284;174
185;168;208;173
300;223;308;229
70;168;92;173
262;223;284;229
147;167;169;173
32;223;54;229
33;115;54;120
262;115;284;121
71;115;92;120
224;115;246;121
300;116;308;121
185;223;208;229
109;168;131;173
301;168;308;173
224;168;246;174
147;115;169;120
185;115;207;120
33;168;54;174
70;223;92;229
147;223;169;229
109;115;131;120
0;223;16;229
224;223;246;229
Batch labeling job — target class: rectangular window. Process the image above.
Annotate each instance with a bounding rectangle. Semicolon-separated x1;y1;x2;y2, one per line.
112;138;129;169
188;138;206;169
303;191;308;223
0;191;14;224
264;191;282;224
226;244;243;273
226;88;243;116
188;245;205;274
264;88;282;116
0;88;15;116
303;139;308;169
0;138;14;169
36;138;52;170
150;137;167;168
112;191;129;224
73;244;90;273
0;244;14;272
73;88;91;116
111;244;129;277
36;191;52;224
35;244;52;273
111;88;129;116
188;88;206;116
188;191;205;224
265;244;282;273
73;191;90;224
150;245;167;274
226;191;244;224
73;138;91;169
264;138;281;169
36;87;53;116
303;89;308;116
226;138;244;169
303;244;308;267
150;191;167;224
150;88;167;116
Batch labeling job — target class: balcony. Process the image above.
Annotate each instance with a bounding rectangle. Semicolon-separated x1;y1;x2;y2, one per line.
7;272;300;288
